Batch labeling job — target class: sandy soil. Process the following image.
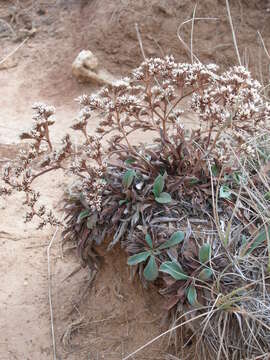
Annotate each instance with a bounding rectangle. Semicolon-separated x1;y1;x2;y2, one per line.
1;0;270;359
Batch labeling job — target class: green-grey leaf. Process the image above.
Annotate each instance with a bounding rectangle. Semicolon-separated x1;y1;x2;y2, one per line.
124;158;136;165
78;209;90;222
219;185;231;200
189;178;199;185
244;226;270;255
145;233;153;249
264;191;270;200
160;260;188;280
233;171;241;184
187;285;198;306
198;268;213;281
87;213;98;229
153;174;164;197
127;251;150;265
119;199;128;205
199;244;211;263
211;164;219;177
122;169;136;188
241;234;247;246
158;231;185;250
155;192;172;204
143;255;159;281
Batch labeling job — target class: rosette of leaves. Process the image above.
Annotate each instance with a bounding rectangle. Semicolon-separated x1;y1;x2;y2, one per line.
127;231;184;281
160;242;212;309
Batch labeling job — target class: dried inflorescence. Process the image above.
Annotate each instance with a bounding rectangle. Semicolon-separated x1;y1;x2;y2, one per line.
1;56;270;359
1;103;72;228
72;57;270;167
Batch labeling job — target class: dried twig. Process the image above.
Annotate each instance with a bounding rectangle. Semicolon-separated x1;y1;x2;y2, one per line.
0;37;29;66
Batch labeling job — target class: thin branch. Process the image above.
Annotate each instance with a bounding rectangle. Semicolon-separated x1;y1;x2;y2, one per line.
31;165;61;182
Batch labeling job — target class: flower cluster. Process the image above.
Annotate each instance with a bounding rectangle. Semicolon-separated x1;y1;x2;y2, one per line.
66;132;108;212
20;103;56;151
81;175;106;212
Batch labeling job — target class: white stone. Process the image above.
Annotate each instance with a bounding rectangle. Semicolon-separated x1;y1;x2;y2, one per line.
72;50;115;85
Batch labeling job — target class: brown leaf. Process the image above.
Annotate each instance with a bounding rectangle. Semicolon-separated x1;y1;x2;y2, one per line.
163;287;186;310
163;295;181;310
162;275;176;287
235;208;257;236
111;208;125;224
182;237;198;260
177;287;186;300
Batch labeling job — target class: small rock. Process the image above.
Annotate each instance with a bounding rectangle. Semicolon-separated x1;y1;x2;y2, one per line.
73;49;99;71
72;49;115;85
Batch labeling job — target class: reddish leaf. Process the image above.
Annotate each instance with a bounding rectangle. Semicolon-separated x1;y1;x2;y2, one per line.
182;238;198;260
177;287;186;300
111;208;124;224
162;275;176;287
163;295;181;310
